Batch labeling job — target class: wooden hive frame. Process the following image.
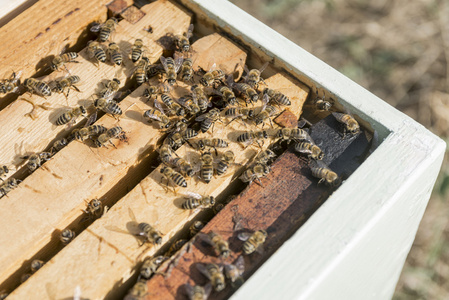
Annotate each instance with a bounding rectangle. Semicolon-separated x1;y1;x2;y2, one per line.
0;0;445;299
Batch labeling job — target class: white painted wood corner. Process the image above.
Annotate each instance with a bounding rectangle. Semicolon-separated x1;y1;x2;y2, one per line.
181;1;446;299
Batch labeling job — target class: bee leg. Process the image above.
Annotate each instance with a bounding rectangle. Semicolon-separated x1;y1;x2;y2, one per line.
269;118;274;128
255;177;265;187
226;117;238;127
109;141;117;149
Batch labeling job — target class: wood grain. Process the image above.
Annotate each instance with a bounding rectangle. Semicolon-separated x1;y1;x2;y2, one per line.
8;73;308;300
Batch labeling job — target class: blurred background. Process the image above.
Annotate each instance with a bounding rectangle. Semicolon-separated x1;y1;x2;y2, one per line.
229;0;449;298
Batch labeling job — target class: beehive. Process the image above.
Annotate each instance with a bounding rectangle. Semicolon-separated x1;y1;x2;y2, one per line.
0;0;444;300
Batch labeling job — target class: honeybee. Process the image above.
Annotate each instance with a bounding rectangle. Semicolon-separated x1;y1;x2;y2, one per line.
0;291;7;300
91;17;118;42
195;108;221;133
181;192;215;210
124;280;148;300
0;178;21;198
196;138;228;152
94;97;122;118
200;151;214;183
158;144;174;164
105;42;123;66
30;259;45;273
239;163;270;186
51;75;81;98
82;198;104;219
199;231;230;258
313;90;332;111
51;52;79;72
0;165;16;180
87;41;107;66
160;166;188;192
310;160;340;187
191;85;210;113
129;208;163;246
225;107;255;126
238;229;268;255
166;239;188;257
262;88;291;106
197;263;226;292
177;95;200;115
160;53;183;86
131;39;145;63
295;141;324;160
160;93;185;116
144;107;171;129
236;130;269;148
176;24;194;52
147;63;165;79
254;149;276;165
215;84;236;106
179;57;194;83
21;273;31;283
184;282;212;300
139;256;167;280
25;152;52;172
0;71;21;94
276;127;313;143
164;120;197;149
332;112;360;136
98;78;121;99
23;78;52;98
243;62;268;89
254;104;278;127
60;229;76;245
73;124;108;142
50;138;68;154
55;105;87;126
216;150;236;176
189;220;205;237
224;256;245;288
171;157;195;177
232;82;258;104
199;63;225;87
94;126;125;148
135;56;150;85
143;83;171;101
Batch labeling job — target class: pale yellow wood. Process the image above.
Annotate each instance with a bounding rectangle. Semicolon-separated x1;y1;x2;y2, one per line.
0;0;192;291
9;72;308;299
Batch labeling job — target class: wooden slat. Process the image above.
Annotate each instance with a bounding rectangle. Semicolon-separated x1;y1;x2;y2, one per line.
143;116;369;300
0;0;192;292
9;74;308;299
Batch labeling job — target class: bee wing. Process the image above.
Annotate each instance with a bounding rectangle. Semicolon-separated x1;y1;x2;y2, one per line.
203;283;212;299
105;225;130;235
184;282;195;298
196;263;211;280
195;111;210;122
234;256;245;274
154;97;167;116
90;22;103;33
237;231;252;242
259;61;269;73
128;207;138;222
159;56;170;73
186;24;194;39
196;232;214;246
11;70;22;84
173;52;184;73
226;74;235;87
309;159;329;170
209;62;217;72
84;112;97;127
184;191;202;199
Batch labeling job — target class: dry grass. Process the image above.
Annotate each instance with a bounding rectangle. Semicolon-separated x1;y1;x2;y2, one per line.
230;0;449;298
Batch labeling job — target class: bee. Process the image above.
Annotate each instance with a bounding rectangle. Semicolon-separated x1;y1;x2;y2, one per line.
135;56;150;85
199;64;225;87
160;166;187;192
232;82;258;104
0;165;16;180
225;107;255;126
98;78;121;99
51;52;79;72
295;141;324;160
181;192;215;210
243;62;268;89
25;152;52;172
73;124;107;142
262;88;291;106
160;53;183;86
23;78;52;98
130;210;163;246
313;90;332;111
189;220;205;237
166;239;188;257
144;107;171;129
276;127;313;143
147;63;165;79
215;84;236;106
239;163;270;186
191;85;210;113
236;130;269;148
213;203;225;215
21;273;31;283
163;120;197;150
94;126;125;148
332;112;360;136
200;151;214;184
224;256;245;288
177;95;200;115
196;138;228;152
179;57;194;83
197;263;226;292
171;157;195;177
124;280;148;300
94;98;122;118
87;41;107;66
55;105;87;126
82;198;104;219
195;108;222;133
91;17;118;42
176;24;194;52
0;291;7;300
160;93;185;116
254;105;278;127
143;83;171;101
106;42;123;66
184;282;212;300
238;229;268;255
131;39;145;63
60;229;76;245
216;150;236;176
310;160;340;187
51;75;81;98
139;256;166;280
30;259;45;273
158;144;174;164
50;138;68;154
0;71;21;94
254;149;276;165
0;178;21;198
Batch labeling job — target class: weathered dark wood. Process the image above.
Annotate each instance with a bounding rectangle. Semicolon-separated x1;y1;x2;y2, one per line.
121;5;146;24
144;115;370;299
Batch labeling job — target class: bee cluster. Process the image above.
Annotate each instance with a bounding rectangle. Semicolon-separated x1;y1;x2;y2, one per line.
0;11;362;299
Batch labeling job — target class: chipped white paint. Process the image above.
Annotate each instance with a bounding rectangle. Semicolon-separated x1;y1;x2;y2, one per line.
182;1;445;299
